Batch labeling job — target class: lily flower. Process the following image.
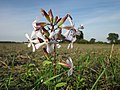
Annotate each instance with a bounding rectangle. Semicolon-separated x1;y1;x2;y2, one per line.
63;14;81;49
58;57;73;76
35;31;60;53
25;33;39;52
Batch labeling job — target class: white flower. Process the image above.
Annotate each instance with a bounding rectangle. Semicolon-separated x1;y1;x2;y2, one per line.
32;20;41;30
25;33;39;52
35;31;60;53
67;36;76;49
58;57;73;76
66;57;73;76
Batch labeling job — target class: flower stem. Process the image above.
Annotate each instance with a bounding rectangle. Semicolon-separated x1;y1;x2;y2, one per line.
54;42;57;83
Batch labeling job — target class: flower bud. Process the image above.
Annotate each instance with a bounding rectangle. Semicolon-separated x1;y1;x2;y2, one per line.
48;9;54;23
57;14;68;26
41;8;51;22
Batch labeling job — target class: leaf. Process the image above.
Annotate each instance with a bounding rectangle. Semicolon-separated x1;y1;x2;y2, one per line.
43;60;52;66
43;74;62;85
56;82;67;87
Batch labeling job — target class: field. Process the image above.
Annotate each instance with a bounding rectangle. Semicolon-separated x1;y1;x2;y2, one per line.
0;43;120;90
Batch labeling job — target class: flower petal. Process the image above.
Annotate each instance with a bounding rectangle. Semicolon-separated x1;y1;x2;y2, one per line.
31;43;35;52
49;31;56;39
36;31;45;41
67;43;71;49
68;68;73;76
28;43;31;47
35;42;46;49
68;14;73;26
25;33;31;41
31;30;36;38
66;57;73;67
56;44;61;48
72;37;76;43
32;39;39;43
46;44;53;53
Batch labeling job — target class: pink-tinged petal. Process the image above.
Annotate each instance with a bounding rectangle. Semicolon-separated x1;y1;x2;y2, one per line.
36;31;45;41
46;44;53;53
66;57;73;68
68;68;73;76
63;26;73;30
35;42;46;49
58;62;70;68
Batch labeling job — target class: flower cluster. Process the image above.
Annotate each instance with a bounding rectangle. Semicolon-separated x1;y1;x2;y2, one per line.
25;9;84;76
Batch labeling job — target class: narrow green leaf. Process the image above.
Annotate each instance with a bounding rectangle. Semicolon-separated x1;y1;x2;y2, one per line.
56;82;67;87
43;74;62;85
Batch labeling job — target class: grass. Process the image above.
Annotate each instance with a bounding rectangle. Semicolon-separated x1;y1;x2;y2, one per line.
0;43;120;90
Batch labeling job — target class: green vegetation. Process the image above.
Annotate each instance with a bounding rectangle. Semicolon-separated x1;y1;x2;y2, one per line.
0;43;120;90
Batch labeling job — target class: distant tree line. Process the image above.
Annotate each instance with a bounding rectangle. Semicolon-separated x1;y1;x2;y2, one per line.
75;32;120;44
0;33;120;44
0;41;22;44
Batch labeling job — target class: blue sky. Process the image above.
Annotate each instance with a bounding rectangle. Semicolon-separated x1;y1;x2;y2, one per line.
0;0;120;42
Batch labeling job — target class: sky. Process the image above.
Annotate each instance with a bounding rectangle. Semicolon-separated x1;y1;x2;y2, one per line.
0;0;120;42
